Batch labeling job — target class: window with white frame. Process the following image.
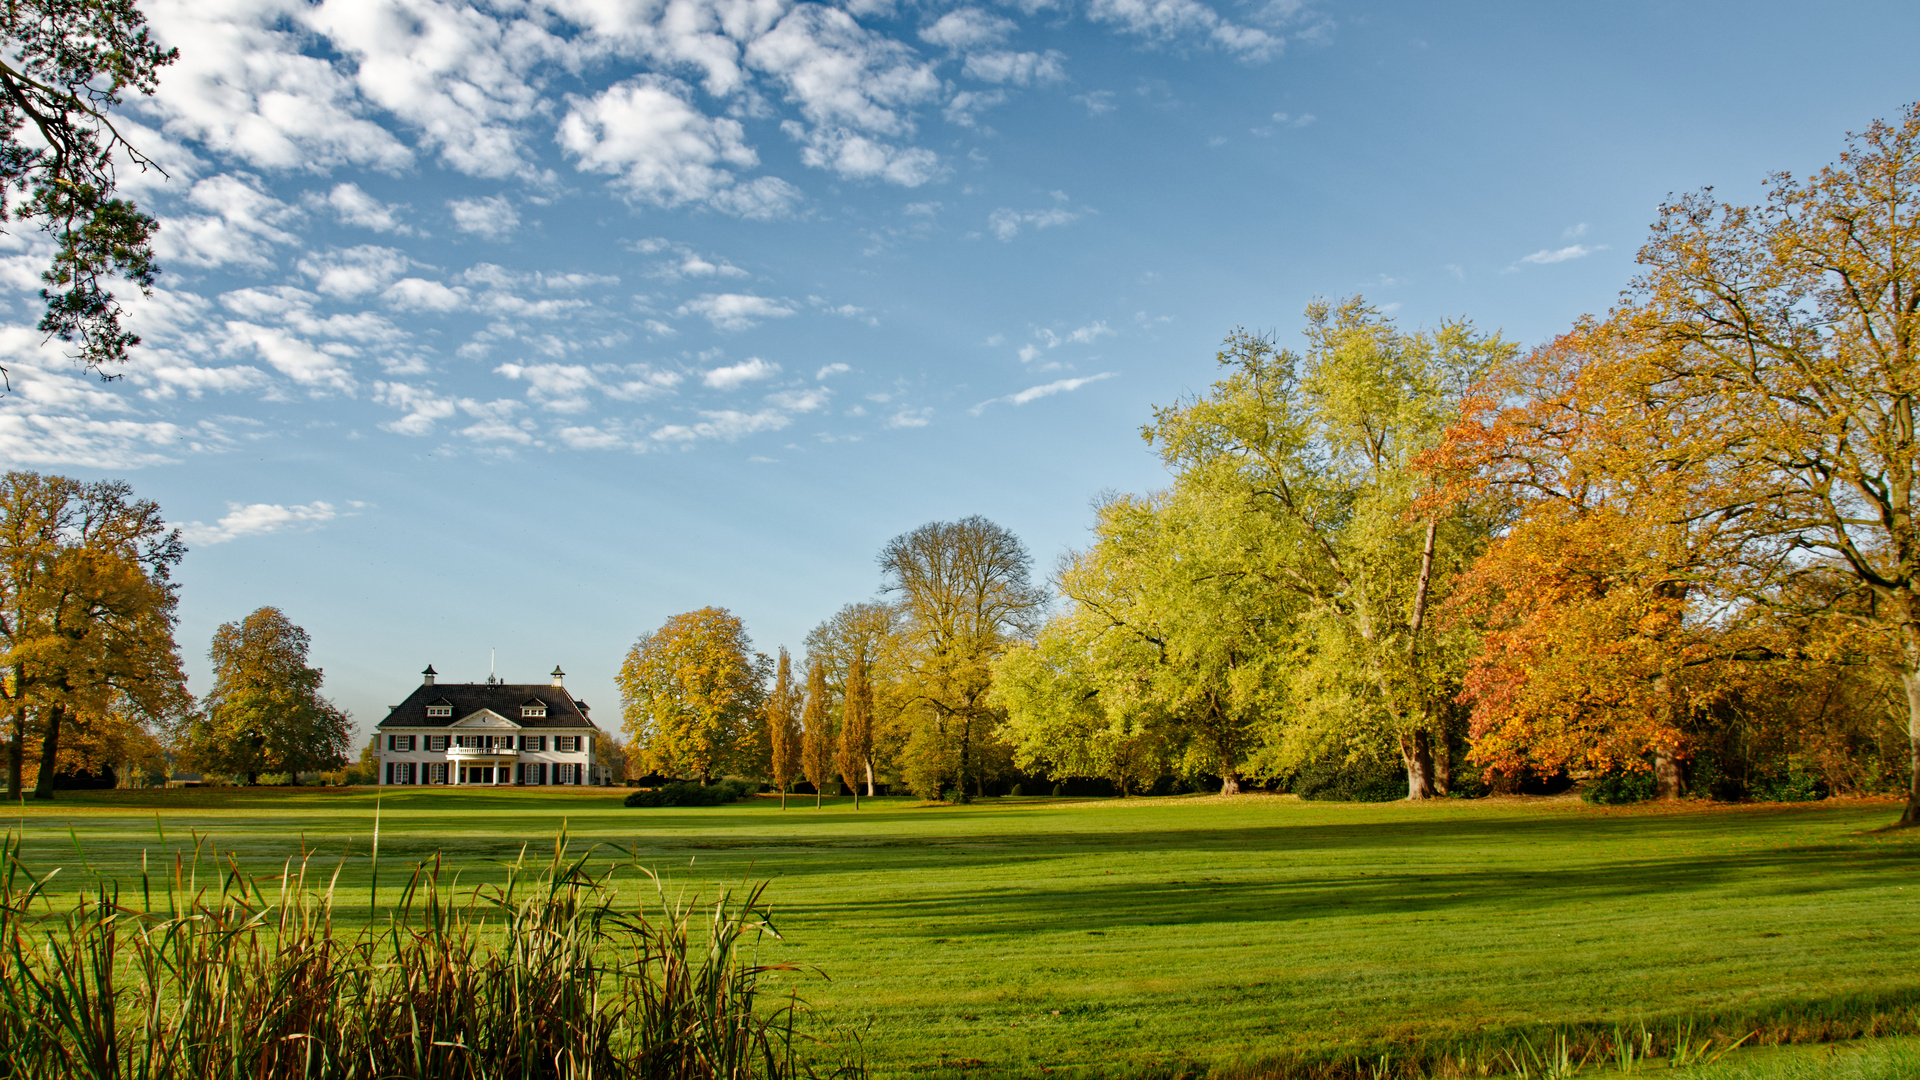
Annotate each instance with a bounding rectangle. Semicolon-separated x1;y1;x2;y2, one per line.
388;735;415;752
427;735;448;751
521;703;546;718
520;735;545;751
426;705;452;718
555;736;578;753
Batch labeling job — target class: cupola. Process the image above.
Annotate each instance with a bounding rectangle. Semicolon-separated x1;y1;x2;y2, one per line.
422;664;438;687
550;665;565;687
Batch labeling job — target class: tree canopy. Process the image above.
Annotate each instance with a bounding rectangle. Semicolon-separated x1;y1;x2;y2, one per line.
181;607;351;785
618;607;769;784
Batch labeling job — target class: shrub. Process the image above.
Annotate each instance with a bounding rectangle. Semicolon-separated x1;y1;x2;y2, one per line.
1008;783;1025;796
1289;754;1406;802
1050;782;1066;797
1583;766;1659;804
624;778;758;808
1751;770;1827;803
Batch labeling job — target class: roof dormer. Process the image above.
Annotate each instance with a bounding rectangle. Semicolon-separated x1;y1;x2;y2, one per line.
521;698;548;719
426;696;454;718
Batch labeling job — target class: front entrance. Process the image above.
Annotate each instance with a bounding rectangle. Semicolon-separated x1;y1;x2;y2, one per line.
459;765;500;784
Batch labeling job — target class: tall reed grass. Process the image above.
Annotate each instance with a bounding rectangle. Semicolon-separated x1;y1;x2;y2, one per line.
0;829;856;1080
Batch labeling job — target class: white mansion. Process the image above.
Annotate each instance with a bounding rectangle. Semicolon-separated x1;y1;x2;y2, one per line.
375;665;607;786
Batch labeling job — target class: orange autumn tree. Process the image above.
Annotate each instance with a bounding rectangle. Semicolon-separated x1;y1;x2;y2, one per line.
1436;322;1770;796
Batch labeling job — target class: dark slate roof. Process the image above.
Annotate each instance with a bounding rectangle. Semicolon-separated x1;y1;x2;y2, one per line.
378;680;598;730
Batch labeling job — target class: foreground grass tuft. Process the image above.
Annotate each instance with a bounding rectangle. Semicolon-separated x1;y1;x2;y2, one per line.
0;828;855;1079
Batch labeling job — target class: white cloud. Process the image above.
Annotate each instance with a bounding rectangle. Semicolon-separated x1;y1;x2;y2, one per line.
748;4;943;184
145;0;413;172
988;205;1081;241
964;50;1065;85
155;174;301;269
703;356;780;389
1518;243;1606;265
495;362;604;412
299;245;412;299
785;123;943;186
559;75;775;211
652;408;791;442
679;293;797;330
449;195;520;239
816;362;850;378
1073;90;1116;115
221;321;358;394
972;372;1114;413
323;183;412;232
767;386;828;411
885;406;931;428
1086;0;1278;59
385;277;471;312
178;501;341;545
303;0;553;178
921;9;1015;50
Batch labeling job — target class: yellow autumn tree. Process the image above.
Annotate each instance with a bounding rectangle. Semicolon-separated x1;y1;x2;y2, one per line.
617;607;769;784
767;647;801;807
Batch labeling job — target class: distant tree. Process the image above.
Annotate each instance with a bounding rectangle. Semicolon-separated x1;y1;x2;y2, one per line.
1;0;178;383
800;659;833;806
804;601;907;793
618;607;769;784
0;471;189;799
837;646;874;806
767;647;801;807
880;516;1044;802
593;730;628;785
181;607;351;785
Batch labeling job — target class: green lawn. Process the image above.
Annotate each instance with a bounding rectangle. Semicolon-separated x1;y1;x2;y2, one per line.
7;789;1918;1078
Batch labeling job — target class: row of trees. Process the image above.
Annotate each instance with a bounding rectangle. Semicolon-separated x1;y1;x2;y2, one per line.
0;470;351;796
619;517;1044;802
620;105;1920;821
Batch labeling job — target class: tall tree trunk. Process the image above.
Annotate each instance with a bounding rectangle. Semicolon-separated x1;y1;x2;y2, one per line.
1400;517;1441;802
1219;773;1241;795
866;759;875;799
6;704;23;801
1901;664;1920;826
1433;729;1452;798
955;711;974;804
780;787;788;809
1400;731;1436;800
31;702;64;800
1653;749;1683;801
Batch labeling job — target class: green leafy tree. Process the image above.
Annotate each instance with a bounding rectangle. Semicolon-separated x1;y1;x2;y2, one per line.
880;517;1044;802
1145;299;1509;797
618;607;769;784
182;607;351;785
996;487;1295;794
1;0;178;382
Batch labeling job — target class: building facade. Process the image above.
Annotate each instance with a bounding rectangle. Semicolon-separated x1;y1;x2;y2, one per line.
375;665;606;786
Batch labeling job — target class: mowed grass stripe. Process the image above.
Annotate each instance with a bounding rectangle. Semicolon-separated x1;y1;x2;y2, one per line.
8;790;1918;1077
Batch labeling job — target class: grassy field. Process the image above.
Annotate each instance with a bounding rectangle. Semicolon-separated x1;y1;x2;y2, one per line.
6;788;1918;1078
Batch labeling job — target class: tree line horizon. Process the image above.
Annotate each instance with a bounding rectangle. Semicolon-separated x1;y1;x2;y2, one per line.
622;106;1920;825
5;107;1919;824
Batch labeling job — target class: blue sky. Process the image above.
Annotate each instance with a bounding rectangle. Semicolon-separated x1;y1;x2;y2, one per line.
2;0;1914;736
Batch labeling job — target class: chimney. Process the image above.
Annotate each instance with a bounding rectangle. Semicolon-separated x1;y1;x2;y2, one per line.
422;664;437;687
550;665;565;688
